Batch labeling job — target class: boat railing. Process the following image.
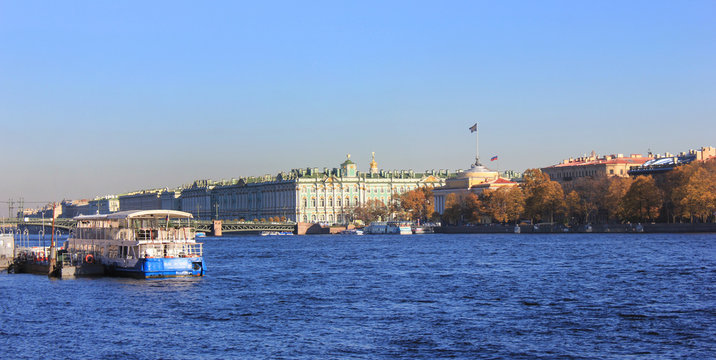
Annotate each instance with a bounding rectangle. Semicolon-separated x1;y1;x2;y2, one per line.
58;250;100;267
14;247;52;263
73;227;195;242
139;243;202;258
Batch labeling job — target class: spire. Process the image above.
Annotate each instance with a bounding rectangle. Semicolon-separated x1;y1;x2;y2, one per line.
369;152;378;174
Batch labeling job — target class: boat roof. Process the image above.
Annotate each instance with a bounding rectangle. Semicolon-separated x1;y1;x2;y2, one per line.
74;210;194;221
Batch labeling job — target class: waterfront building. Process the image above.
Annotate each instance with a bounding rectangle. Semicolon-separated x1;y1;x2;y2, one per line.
206;154;450;223
628;146;715;176
19;155;452;224
118;189;163;211
160;189;182;211
433;123;518;215
59;199;90;218
541;151;652;182
88;196;119;214
179;180;214;220
433;163;518;215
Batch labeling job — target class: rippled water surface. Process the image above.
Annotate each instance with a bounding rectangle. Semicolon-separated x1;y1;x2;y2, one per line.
1;233;714;359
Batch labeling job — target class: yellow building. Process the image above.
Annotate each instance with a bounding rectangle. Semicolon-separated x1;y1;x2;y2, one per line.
541;152;652;182
433;163;517;214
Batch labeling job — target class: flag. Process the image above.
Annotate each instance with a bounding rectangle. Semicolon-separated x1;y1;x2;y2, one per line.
490;156;498;161
469;123;477;133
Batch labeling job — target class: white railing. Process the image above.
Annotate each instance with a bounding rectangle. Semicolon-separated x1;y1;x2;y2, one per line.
74;227;196;242
139;243;202;258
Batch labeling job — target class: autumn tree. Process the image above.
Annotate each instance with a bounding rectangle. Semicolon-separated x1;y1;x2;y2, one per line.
463;192;485;223
483;187;524;224
562;175;610;223
667;159;716;222
399;187;435;221
442;193;463;225
522;169;565;223
604;176;634;221
353;199;390;223
620;176;663;222
673;165;716;222
564;190;587;224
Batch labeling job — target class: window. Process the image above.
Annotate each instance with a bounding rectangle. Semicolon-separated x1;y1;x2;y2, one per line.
320;198;325;207
609;169;614;175
302;197;307;208
328;197;333;207
345;197;350;207
337;198;342;207
311;198;316;207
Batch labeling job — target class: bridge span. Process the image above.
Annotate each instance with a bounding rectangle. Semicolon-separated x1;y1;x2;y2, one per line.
1;218;297;236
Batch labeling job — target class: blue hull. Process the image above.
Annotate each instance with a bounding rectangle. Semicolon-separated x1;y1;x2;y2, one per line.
108;257;206;279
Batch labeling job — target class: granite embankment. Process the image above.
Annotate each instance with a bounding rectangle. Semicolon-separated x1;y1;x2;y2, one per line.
436;223;716;234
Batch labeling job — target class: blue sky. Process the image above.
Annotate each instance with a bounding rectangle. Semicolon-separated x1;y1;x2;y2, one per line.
1;1;714;214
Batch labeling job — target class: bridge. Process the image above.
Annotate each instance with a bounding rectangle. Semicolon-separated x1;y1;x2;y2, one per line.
1;218;76;231
195;220;296;234
1;218;297;235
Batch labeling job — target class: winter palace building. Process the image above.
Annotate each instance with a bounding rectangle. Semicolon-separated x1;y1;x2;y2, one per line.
178;154;451;223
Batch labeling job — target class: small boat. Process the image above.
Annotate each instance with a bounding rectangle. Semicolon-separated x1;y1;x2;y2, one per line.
364;222;388;234
365;221;413;235
195;232;206;238
390;222;413;235
339;229;364;235
260;231;294;236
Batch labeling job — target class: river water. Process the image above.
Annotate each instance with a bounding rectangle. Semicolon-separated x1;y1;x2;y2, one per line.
1;233;714;359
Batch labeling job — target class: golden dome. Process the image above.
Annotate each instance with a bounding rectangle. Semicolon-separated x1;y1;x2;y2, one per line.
369;151;378;170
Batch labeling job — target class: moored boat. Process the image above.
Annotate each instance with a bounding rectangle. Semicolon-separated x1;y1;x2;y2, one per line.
365;221;413;235
260;231;294;236
339;229;364;235
67;210;205;278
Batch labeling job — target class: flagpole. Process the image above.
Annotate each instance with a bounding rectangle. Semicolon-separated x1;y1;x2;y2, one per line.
475;123;479;166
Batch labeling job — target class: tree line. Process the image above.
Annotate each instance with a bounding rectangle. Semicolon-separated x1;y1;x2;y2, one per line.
439;159;715;225
345;159;715;225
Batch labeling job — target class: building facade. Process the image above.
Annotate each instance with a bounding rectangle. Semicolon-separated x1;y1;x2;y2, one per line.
206;154;450;223
118;190;163;211
541;151;652;182
628;146;716;176
25;154;455;224
88;196;119;215
433;163;518;215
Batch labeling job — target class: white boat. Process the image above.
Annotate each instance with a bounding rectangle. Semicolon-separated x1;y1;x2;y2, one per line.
364;222;386;234
260;231;294;236
339;229;364;235
67;210;205;278
365;221;412;235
